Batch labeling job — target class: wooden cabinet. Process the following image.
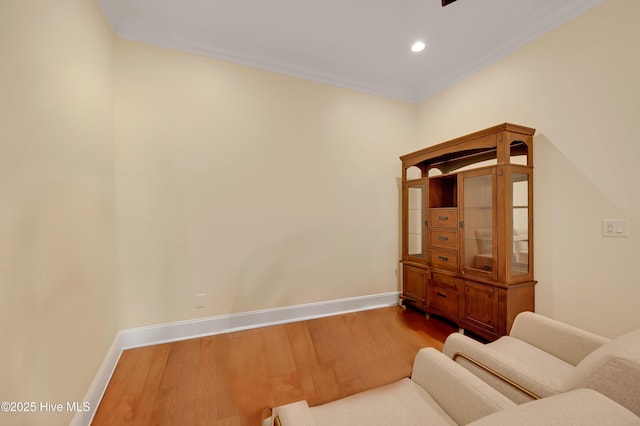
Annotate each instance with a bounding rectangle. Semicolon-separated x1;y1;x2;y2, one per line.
402;264;427;308
400;123;536;341
462;281;500;336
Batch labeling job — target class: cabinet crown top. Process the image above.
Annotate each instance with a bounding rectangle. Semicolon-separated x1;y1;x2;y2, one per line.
401;122;535;173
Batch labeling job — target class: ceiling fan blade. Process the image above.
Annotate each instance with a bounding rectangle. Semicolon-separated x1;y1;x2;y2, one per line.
442;0;457;6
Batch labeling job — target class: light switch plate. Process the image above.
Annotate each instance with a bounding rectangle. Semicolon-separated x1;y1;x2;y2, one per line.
602;219;629;238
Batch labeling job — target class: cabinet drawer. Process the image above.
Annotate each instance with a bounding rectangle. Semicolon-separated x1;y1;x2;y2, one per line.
428;284;459;320
429;209;458;229
429;249;458;271
429;229;458;250
431;271;460;290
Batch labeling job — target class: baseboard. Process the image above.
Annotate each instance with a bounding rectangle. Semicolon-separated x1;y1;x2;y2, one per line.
70;335;123;426
74;292;399;425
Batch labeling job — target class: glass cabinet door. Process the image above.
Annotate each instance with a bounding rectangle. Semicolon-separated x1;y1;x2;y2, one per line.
510;169;531;278
462;169;496;277
405;182;426;260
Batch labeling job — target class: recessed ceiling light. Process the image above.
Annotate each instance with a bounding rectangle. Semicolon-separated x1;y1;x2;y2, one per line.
411;41;426;53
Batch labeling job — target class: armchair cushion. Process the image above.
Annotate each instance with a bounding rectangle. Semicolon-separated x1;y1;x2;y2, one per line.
443;332;573;402
309;378;455;426
487;336;574;391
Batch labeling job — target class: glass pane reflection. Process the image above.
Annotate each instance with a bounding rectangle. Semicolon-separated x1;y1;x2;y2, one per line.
408;186;424;257
463;174;493;272
512;173;529;275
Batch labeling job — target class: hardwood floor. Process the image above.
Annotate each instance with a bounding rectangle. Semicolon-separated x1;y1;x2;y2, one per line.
92;307;457;425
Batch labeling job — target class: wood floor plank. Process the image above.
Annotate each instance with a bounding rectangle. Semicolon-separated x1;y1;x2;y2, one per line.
171;338;202;425
226;328;275;425
92;307;457;425
284;321;319;404
196;336;219;424
133;344;172;425
92;345;157;425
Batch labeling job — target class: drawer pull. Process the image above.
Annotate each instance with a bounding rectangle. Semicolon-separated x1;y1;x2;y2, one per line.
437;255;449;262
437;291;447;298
437;236;449;241
438;216;449;221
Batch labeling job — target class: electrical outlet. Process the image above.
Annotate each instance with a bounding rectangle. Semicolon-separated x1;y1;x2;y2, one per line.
196;293;206;309
602;219;629;238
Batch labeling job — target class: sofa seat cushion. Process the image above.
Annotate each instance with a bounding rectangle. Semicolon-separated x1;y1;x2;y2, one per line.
488;336;574;394
309;378;456;426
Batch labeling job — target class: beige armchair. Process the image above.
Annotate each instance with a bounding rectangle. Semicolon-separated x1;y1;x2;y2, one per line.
443;311;640;416
264;347;516;426
263;346;640;425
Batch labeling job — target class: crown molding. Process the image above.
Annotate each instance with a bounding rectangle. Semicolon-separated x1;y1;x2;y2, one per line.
416;0;604;102
97;0;603;105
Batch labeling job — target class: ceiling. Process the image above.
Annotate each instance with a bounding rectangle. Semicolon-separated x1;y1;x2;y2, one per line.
97;0;602;104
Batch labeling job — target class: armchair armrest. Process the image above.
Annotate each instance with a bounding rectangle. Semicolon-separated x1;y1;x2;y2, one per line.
267;401;315;426
510;312;610;366
467;389;640;426
411;347;515;424
443;333;563;402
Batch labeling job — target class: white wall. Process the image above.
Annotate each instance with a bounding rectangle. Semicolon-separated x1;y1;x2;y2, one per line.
114;38;418;329
417;0;640;337
0;1;117;425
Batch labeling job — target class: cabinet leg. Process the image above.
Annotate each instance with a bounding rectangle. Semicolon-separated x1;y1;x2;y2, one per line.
425;313;430;320
397;300;406;312
458;328;465;334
